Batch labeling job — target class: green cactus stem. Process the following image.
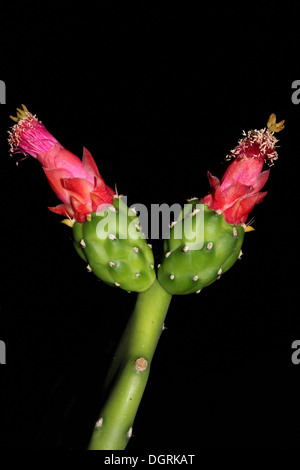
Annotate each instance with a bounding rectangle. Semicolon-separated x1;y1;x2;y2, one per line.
88;280;172;450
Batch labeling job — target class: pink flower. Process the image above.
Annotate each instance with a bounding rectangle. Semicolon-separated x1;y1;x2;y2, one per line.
201;116;284;225
8;105;115;223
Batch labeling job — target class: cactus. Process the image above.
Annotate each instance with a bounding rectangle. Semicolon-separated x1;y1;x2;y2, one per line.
8;106;284;451
72;195;156;293
157;200;244;295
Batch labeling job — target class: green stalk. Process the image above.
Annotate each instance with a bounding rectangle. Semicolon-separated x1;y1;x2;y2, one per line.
88;280;172;450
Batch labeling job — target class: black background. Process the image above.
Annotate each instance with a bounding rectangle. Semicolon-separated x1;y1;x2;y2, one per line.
0;2;300;451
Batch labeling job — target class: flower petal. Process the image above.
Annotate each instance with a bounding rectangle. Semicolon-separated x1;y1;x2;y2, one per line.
221;181;252;206
82;147;101;179
221;157;264;190
223;191;267;224
61;177;94;203
48;203;74;219
251;170;269;193
43;167;74;205
70;196;92;223
90;184;114;212
207;171;220;190
236;192;267;224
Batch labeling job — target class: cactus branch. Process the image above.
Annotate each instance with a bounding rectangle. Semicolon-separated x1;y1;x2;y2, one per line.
88;280;172;450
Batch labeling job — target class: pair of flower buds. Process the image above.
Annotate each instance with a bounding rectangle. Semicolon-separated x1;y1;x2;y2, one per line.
8;106;284;294
8;105;284;227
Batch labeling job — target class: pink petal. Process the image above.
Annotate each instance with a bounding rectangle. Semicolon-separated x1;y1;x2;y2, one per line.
62;177;94;203
82;147;101;179
236;192;267;224
223;191;267;224
221;157;264;189
43;167;74;205
70;196;92;223
90;185;114;212
106;185;116;197
221;181;252;206
207;171;220;190
251;170;269;193
48;203;74;219
38;144;81;173
206;185;227;211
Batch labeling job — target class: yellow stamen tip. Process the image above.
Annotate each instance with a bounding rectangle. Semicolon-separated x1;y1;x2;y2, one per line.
21;104;28;113
267;113;285;133
244;225;255;232
61;218;75;227
10;104;30;123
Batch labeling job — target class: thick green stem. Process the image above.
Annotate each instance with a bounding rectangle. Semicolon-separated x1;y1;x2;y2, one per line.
88;280;172;450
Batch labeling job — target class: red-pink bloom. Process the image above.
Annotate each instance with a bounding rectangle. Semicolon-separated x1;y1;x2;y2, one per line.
8;105;115;223
201;126;280;225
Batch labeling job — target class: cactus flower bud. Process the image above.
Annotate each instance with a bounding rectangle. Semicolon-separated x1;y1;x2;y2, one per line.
158;115;284;295
8;105;115;223
201;115;284;225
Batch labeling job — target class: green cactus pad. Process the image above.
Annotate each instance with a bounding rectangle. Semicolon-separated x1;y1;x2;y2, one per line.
72;197;156;292
157;200;244;295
